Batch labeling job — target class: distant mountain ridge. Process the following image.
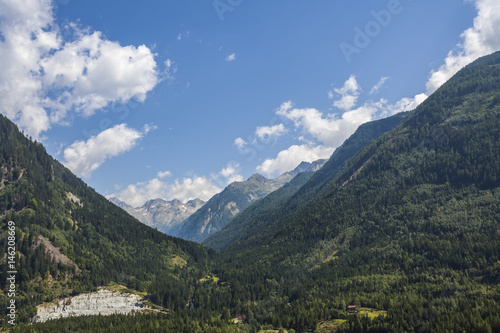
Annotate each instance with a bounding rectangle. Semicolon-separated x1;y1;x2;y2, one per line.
108;197;205;235
176;159;327;242
203;112;407;251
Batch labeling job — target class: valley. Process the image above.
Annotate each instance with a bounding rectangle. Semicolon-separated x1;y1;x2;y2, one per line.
1;48;500;333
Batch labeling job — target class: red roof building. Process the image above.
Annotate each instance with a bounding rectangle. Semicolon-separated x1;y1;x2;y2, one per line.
348;305;358;313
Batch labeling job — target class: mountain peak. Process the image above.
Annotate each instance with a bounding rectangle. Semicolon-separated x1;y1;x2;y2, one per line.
292;159;328;174
247;173;268;183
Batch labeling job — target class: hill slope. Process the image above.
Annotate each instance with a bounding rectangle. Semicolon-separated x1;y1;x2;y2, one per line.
203;112;406;251
0;115;214;323
212;52;500;332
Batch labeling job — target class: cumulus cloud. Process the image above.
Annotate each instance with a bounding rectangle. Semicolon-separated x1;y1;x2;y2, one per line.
256;75;386;177
114;178;168;207
63;124;143;178
168;177;223;203
426;0;500;93
112;175;222;207
331;75;360;111
220;163;238;178
220;162;244;184
276;99;378;148
0;0;159;138
255;124;287;141
226;53;236;62
255;0;500;177
111;163;244;206
386;93;429;115
384;0;500;115
257;144;333;176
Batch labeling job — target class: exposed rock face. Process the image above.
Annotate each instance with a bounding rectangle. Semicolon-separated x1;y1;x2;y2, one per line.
109;197;205;236
34;289;146;323
66;192;83;207
33;235;81;274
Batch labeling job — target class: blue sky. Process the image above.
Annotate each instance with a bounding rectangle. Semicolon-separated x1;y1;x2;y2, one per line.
1;0;499;206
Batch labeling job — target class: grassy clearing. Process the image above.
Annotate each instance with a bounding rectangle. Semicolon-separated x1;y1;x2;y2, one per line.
171;255;187;268
106;282;147;297
200;274;220;283
358;307;388;319
318;319;347;332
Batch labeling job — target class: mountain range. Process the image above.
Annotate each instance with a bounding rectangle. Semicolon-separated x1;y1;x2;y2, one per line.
2;52;500;332
176;159;327;242
108;197;205;235
110;160;326;243
203;111;407;251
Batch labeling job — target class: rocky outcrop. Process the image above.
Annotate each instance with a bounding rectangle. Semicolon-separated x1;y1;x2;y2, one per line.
109;197;205;236
66;192;83;207
33;235;81;274
34;289;146;323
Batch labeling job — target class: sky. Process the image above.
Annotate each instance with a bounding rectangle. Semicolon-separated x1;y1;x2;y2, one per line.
0;0;499;207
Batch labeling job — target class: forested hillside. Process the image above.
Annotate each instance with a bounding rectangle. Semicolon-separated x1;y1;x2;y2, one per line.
0;115;215;324
5;52;500;332
205;51;500;332
204;112;406;252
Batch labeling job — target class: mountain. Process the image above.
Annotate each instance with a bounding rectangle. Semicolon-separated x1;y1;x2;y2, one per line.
211;52;500;331
177;160;326;243
203;112;407;251
108;197;205;235
0;114;214;323
7;52;500;333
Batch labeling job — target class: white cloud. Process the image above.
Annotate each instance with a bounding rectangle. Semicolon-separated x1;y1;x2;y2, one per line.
220;163;238;178
276;99;378;148
386;93;429;115
255;124;287;140
112;176;222;207
220;162;244;184
332;75;361;111
157;170;172;179
426;0;500;93
63;124;143;178
226;53;236;62
110;178;169;207
259;76;384;177
259;76;392;177
369;76;389;95
256;0;500;178
0;0;159;138
381;0;500;116
381;0;499;116
257;144;333;176
168;177;223;203
111;162;245;206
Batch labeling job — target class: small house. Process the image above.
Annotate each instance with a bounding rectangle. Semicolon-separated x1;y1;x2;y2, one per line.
348;305;358;313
